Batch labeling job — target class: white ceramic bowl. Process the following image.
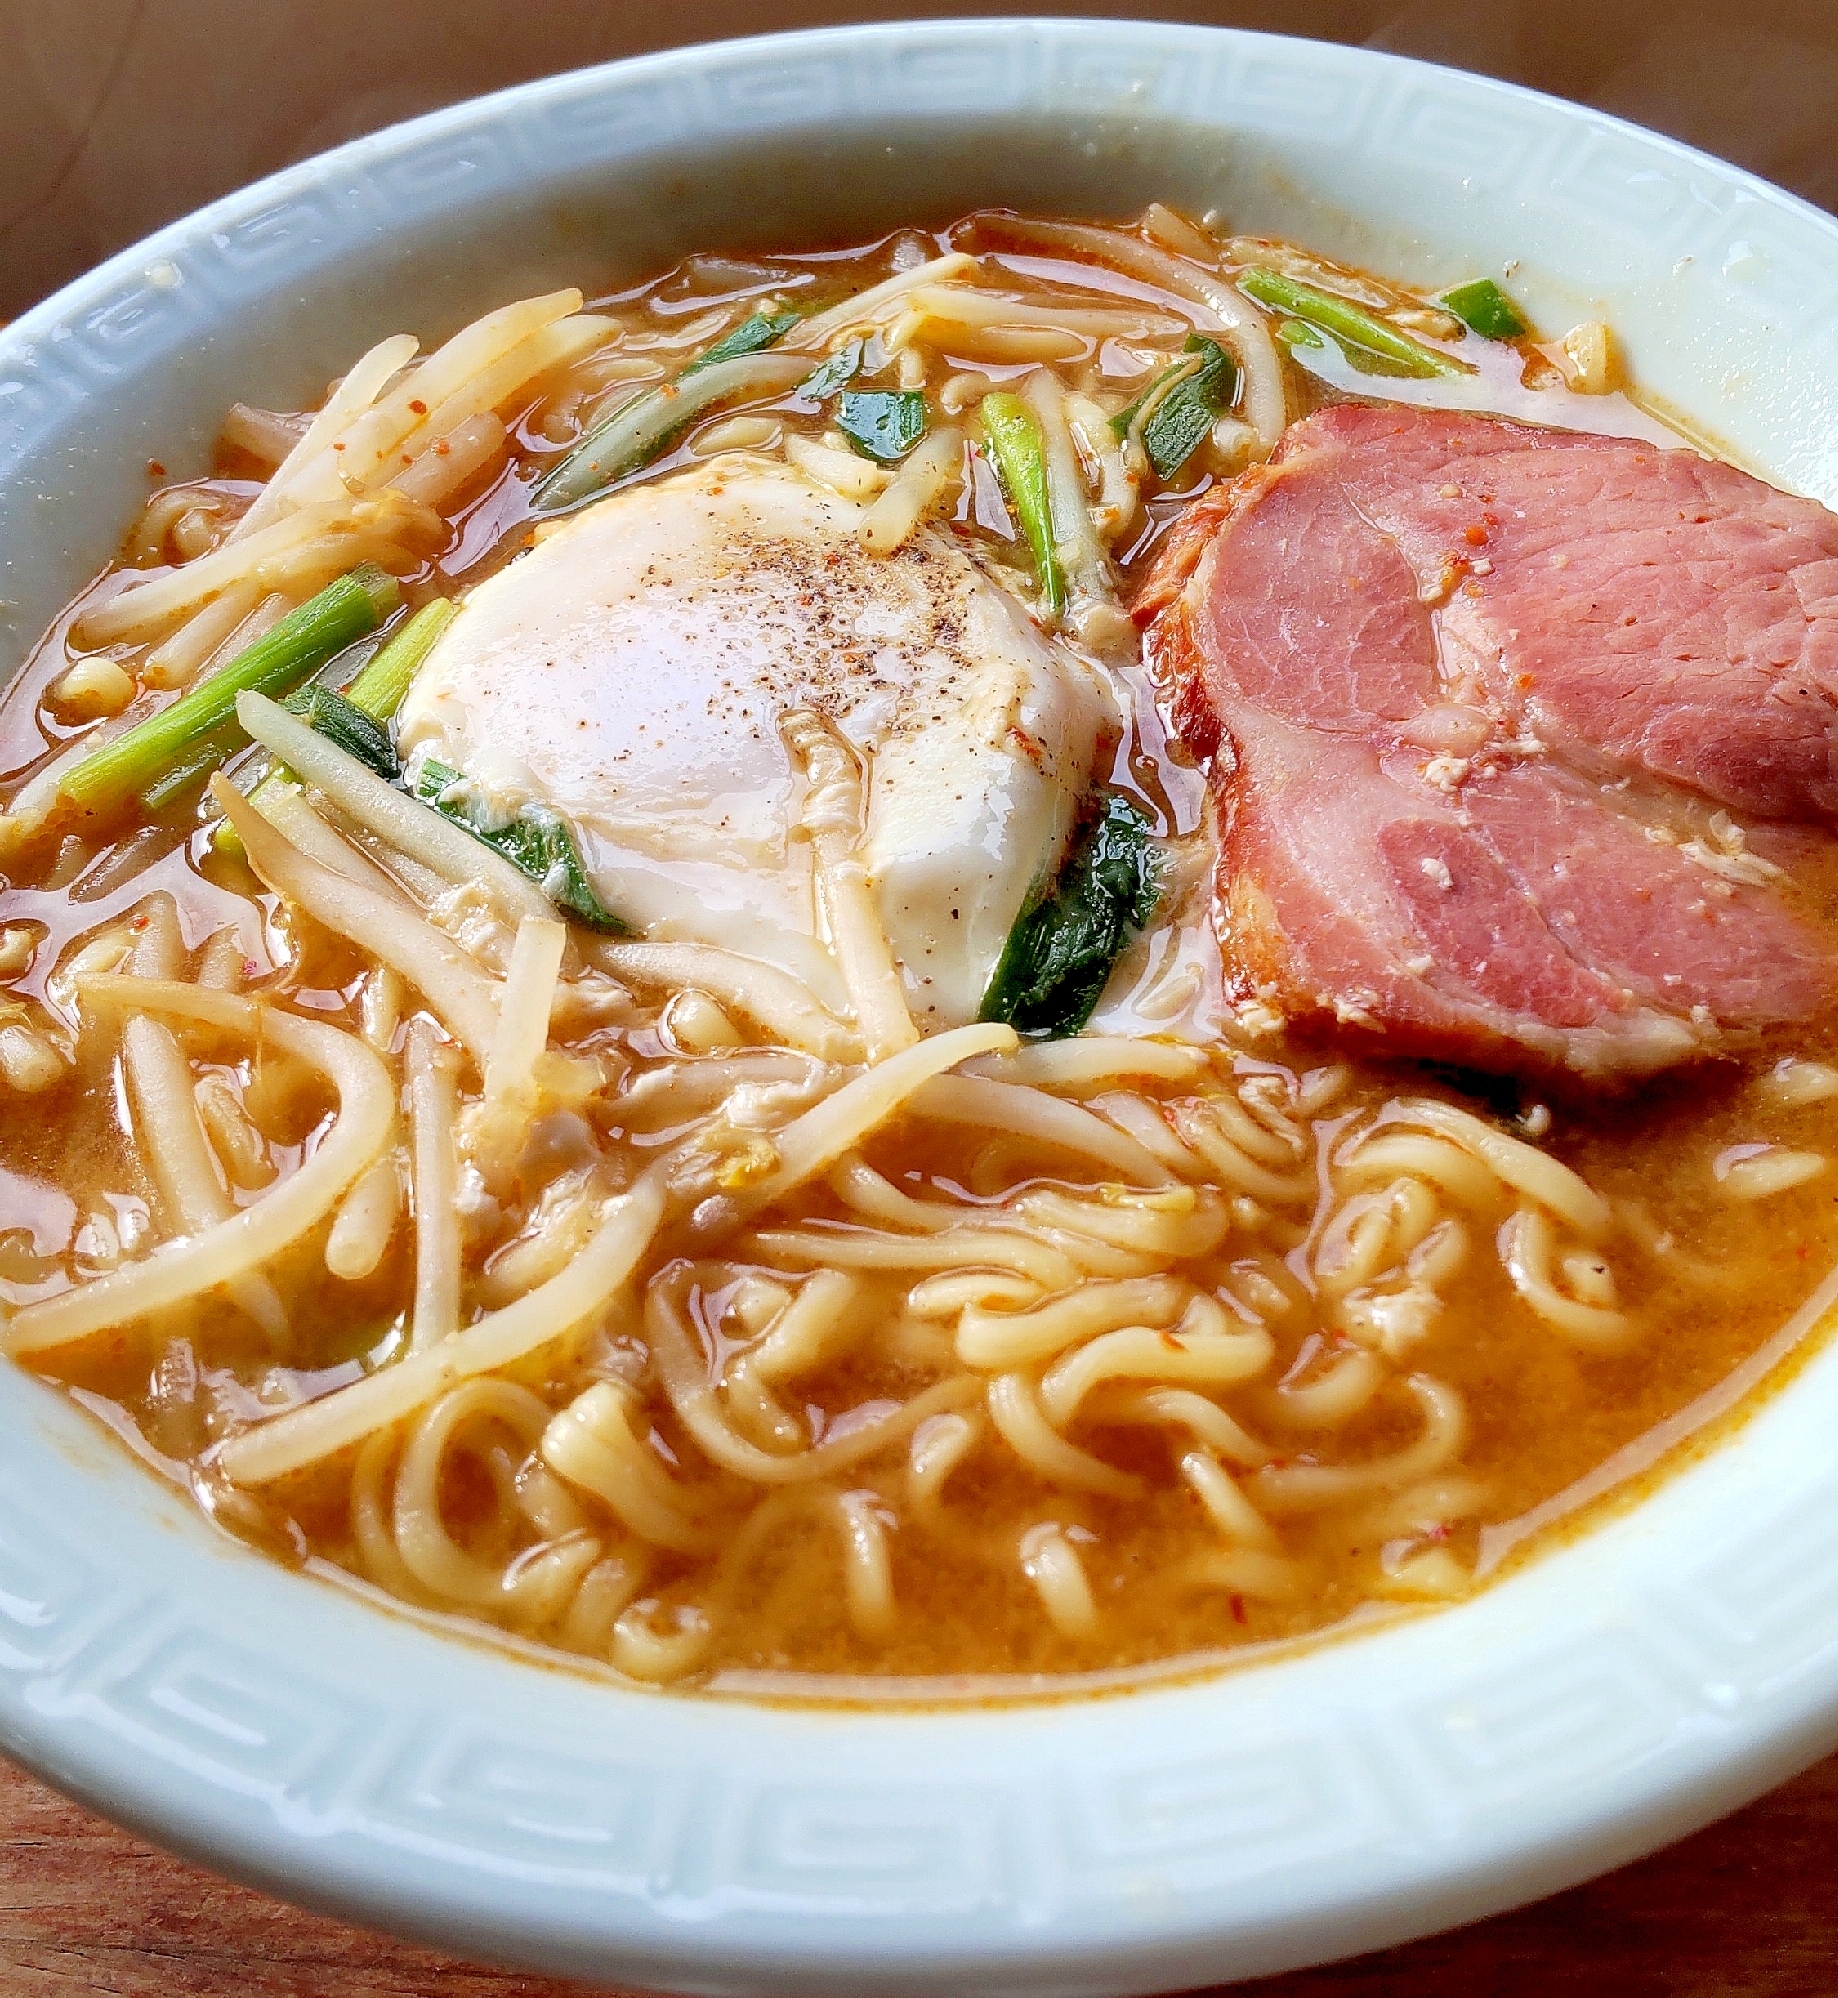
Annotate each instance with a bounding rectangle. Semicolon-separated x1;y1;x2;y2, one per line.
6;21;1838;1993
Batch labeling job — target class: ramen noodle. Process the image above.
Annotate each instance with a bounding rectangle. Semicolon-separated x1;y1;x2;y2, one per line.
1;208;1833;1696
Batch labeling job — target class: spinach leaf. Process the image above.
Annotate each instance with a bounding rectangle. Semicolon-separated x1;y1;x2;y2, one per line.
979;793;1161;1039
414;759;626;933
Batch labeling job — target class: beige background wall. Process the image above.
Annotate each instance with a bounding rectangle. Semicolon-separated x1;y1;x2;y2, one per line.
5;0;1838;317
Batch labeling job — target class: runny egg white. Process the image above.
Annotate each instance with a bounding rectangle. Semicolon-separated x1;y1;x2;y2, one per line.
396;456;1116;1027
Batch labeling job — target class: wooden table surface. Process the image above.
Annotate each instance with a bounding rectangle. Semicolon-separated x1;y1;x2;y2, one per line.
4;1749;1835;1997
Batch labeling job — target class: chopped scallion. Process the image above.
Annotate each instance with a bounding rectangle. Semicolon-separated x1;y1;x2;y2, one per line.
1139;334;1239;481
61;563;398;818
214;595;454;855
799;338;865;402
1109;357;1191;442
682;307;802;377
286;686;398;780
1440;277;1528;341
342;597;457;722
979;393;1066;618
1240;267;1468;379
532;311;806;514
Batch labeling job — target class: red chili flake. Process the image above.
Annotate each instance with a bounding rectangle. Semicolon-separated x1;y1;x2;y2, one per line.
241;959;260;980
408;398;428;416
129;914;150;931
332;441;346;452
1464;524;1488;547
400;454;412;466
146;459;166;478
1230;1594;1247;1625
433;439;451;457
1427;1522;1451;1543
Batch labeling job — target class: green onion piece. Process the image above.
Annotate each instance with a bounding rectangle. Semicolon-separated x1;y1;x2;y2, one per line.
1440;277;1528;341
1240;268;1468;379
139;719;247;811
799;338;864;402
979;393;1066;618
979;793;1161;1039
1140;335;1239;482
533;310;806;515
836;388;928;463
682;308;801;377
287;686;398;780
343;597;457;722
1276;317;1325;350
415;758;625;933
61;563;398;817
1109;358;1189;441
216;597;453;856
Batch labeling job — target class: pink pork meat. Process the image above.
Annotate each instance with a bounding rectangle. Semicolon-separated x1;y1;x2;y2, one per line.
1137;404;1838;1079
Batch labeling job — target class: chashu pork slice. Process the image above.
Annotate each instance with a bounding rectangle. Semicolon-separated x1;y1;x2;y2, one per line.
1139;404;1838;1079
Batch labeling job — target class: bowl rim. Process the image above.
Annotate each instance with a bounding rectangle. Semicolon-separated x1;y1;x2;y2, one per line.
7;19;1838;1994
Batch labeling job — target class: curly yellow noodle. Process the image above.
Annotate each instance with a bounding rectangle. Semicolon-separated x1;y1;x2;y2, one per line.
957;1274;1190;1369
1018;1522;1099;1639
985;1374;1139;1498
1254;1377;1467;1513
1180;1451;1281;1549
4;980;392;1356
1381;1099;1613;1240
394;1379;555;1604
1098;1385;1273;1467
215;1171;667;1485
539;1380;714;1556
1038;1298;1273;1426
1498;1208;1633;1350
911;1073;1172;1186
645;1272;980;1485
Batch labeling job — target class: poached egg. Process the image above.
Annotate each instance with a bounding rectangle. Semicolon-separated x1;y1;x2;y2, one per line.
396;456;1115;1028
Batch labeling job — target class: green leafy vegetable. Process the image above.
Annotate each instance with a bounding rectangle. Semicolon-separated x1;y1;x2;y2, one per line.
61;563;398;818
798;338;865;401
414;758;625;933
216;596;457;855
836;388;928;462
978;392;1066;618
1140;334;1239;482
342;597;457;722
532;308;804;513
979;793;1161;1039
285;686;397;780
139;720;247;811
1109;358;1188;442
1439;277;1528;341
1240;267;1468;380
682;308;802;376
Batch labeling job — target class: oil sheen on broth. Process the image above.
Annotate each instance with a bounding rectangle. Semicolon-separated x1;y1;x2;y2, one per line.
1;209;1834;1697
